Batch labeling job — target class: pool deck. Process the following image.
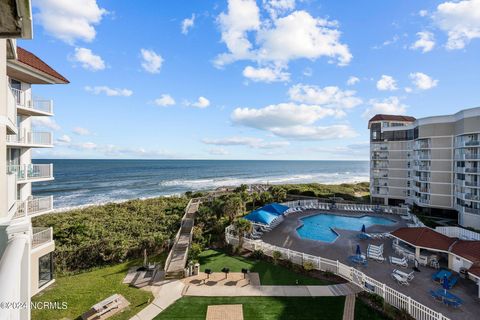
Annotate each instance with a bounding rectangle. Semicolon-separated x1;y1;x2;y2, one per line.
261;209;480;320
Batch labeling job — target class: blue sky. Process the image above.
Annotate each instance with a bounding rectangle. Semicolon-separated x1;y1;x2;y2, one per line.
25;0;480;160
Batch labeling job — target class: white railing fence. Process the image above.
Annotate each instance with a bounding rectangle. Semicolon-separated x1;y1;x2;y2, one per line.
32;227;53;248
14;196;54;219
281;200;409;215
435;226;480;241
10;87;53;113
7;164;53;181
225;233;449;320
6;131;53;146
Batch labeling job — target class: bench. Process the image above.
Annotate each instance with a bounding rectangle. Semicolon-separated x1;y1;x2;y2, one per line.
83;294;121;320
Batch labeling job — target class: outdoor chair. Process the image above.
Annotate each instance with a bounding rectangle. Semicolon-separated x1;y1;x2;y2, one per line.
391;272;409;285
367;251;385;262
389;256;408;268
393;269;414;281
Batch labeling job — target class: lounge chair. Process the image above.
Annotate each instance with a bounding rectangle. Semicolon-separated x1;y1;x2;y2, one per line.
429;290;444;303
391;272;409;285
367;251;385;262
390;256;408;268
393;269;414;281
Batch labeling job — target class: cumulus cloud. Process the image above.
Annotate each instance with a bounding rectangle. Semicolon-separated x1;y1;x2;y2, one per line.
85;86;133;97
34;0;107;44
56;135;72;144
376;75;398;91
410;31;435;53
215;0;352;80
346;76;360;86
140;49;163;74
363;97;407;119
202;136;290;149
154;94;176;107
32;117;61;130
181;14;195;34
433;0;480;49
288;84;362;109
71;47;105;71
242;65;290;82
419;10;429;17
73;127;91;136
409;72;438;90
189;96;210;108
269;124;357;140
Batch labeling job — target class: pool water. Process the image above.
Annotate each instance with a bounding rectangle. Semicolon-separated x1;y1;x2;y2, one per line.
296;213;395;243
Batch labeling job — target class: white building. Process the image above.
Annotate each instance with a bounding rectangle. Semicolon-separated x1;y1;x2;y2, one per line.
0;2;68;319
368;107;480;229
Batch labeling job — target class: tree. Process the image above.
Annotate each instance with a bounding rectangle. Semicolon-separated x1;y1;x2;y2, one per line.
259;192;273;205
250;192;259;210
223;196;244;220
270;186;287;202
232;219;252;249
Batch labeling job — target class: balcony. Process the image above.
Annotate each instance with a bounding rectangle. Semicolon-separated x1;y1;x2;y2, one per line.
417;154;431;160
7;164;54;183
456;167;480;174
456;140;480;148
371;155;389;160
32;227;53;249
418;198;430;205
13;196;54;220
413;175;429;182
6;85;17;134
465;181;480;188
414;141;431;150
6;131;53;148
10;87;54;116
456;153;480;161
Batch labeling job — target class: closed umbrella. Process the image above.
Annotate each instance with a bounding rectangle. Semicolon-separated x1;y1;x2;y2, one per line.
356;244;362;257
361;224;366;233
442;274;449;294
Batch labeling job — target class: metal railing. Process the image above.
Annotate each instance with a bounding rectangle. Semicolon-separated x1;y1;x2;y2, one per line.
13;196;54;219
6;131;52;146
7;164;53;181
10;87;53;114
435;226;480;240
32;227;53;248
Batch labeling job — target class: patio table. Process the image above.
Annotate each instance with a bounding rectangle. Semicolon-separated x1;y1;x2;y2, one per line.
432;269;452;282
433;289;463;307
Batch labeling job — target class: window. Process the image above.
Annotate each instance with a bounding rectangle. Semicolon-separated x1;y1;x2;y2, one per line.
38;253;53;288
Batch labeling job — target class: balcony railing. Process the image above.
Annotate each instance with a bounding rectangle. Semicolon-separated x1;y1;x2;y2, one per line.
10;87;53;114
456;140;480;148
465;194;480;201
418;198;430;205
13;196;54;219
465;181;480;188
6;131;52;147
464;207;480;215
32;227;53;248
7;164;53;182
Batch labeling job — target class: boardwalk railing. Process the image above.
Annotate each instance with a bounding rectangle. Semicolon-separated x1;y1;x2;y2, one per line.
281;200;410;215
225;233;448;320
435;226;480;241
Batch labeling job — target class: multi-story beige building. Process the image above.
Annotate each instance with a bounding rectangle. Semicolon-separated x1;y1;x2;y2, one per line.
0;2;68;318
369;107;480;230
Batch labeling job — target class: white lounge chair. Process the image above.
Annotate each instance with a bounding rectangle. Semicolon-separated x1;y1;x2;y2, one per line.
389;256;408;268
393;269;414;281
367;251;385;262
391;272;409;285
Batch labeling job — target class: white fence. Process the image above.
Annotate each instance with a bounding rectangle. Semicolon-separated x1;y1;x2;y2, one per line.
225;233;449;320
281;200;410;215
32;227;53;248
435;226;480;241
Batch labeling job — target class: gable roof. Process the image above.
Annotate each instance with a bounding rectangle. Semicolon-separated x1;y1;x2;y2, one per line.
390;227;456;251
450;240;480;263
368;114;416;123
16;47;69;83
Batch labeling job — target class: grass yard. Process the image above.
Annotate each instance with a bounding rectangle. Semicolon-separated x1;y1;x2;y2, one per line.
199;250;332;285
31;255;165;320
154;296;346;320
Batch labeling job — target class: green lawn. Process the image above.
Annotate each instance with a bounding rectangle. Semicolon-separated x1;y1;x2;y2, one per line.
31;256;165;320
155;296;346;320
354;299;385;320
199;250;332;285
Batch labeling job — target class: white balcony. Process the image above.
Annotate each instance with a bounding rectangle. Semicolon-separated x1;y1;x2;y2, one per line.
13;196;54;220
10;87;54;116
417;198;430;205
456;167;480;174
32;227;53;249
6;85;17;134
6;131;53;147
456;140;480;148
7;164;54;183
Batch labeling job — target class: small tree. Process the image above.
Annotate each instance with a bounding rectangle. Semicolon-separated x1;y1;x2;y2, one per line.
259;192;273;205
223;195;245;220
272;250;282;265
270;186;287;202
251;192;259;210
232;219;253;249
303;261;314;272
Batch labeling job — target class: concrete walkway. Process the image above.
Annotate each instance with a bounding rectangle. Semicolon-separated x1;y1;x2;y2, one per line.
342;295;356;320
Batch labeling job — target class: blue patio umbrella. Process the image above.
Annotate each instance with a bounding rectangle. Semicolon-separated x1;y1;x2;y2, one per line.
356;244;361;257
361;224;366;233
442;275;449;294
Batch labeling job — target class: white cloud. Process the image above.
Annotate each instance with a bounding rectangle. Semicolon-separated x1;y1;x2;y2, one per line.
215;1;352;73
409;72;438;90
71;47;105;71
288;84;362;109
85;86;133;97
242;65;290;82
181;14;195;35
56;135;71;144
363;97;407;119
140;49;163;74
376;75;398;91
32;117;61;130
73;127;91;136
404;87;413;93
269;124;358;140
346;76;360;86
80;142;97;150
410;31;435;53
419;10;429;17
34;0;107;44
433;0;480;49
154;94;176;107
208;147;230;155
189;96;210;109
202;136;290;149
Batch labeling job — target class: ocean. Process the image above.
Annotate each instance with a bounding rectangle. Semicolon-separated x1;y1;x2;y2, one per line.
32;159;369;210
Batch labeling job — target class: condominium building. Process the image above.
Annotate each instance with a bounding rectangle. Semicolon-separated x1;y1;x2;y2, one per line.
368;107;480;230
0;2;68;319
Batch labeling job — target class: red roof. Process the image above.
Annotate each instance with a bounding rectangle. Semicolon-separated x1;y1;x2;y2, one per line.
391;227;456;251
450;240;480;263
368;114;416;123
17;47;69;83
468;264;480;278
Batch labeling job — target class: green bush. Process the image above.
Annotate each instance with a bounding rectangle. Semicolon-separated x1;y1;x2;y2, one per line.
303;261;314;272
272;251;282;265
251;249;264;260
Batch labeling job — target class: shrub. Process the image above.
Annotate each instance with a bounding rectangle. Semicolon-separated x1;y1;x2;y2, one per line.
272;251;282;265
251;250;264;260
303;261;314;272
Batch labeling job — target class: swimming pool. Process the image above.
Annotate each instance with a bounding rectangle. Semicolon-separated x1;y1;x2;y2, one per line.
296;213;395;243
